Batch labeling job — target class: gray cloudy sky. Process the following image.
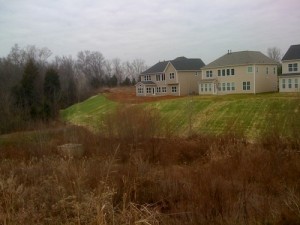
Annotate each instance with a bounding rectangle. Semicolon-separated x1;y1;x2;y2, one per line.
0;0;299;65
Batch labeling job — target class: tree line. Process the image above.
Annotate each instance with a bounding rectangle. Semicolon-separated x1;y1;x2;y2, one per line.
0;44;147;134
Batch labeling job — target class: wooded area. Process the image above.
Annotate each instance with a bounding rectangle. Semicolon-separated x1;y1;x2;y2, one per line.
0;44;147;134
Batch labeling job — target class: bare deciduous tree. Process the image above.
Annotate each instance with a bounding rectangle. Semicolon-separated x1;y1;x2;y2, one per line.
77;50;105;88
111;58;123;85
267;47;282;62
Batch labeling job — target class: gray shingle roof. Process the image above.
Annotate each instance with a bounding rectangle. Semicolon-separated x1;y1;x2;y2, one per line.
204;51;277;69
141;57;205;74
141;61;169;74
282;45;300;61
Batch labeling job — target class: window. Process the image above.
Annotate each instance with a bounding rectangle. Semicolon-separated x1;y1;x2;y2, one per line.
243;81;251;90
156;74;161;81
226;69;230;76
247;66;253;73
156;87;161;93
231;69;235;75
208;84;212;92
295;79;298;89
204;84;207;92
231;82;235;91
200;84;203;92
222;69;225;76
282;79;286;89
206;70;212;78
273;67;276;74
227;83;230;91
145;75;151;81
162;73;166;81
171;86;177;93
170;72;175;79
162;87;167;93
288;63;298;72
266;67;269;74
288;79;292;88
222;83;226;91
137;87;143;94
146;87;152;93
218;70;221;76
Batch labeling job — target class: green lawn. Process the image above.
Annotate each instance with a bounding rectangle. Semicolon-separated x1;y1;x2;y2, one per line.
61;93;300;139
61;94;118;131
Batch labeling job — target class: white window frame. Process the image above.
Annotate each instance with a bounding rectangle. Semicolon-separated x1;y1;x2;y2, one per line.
137;87;144;94
247;66;253;73
208;83;212;92
206;70;212;78
226;69;230;76
231;82;235;91
231;69;235;75
243;81;251;90
227;82;230;91
146;87;152;93
200;84;204;92
222;69;225;76
288;63;298;72
162;87;167;93
171;86;177;93
222;83;226;91
282;79;286;89
170;72;175;79
145;75;151;81
156;74;161;81
288;79;292;88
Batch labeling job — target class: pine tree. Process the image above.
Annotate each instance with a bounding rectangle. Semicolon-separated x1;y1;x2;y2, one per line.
44;68;61;118
13;58;41;119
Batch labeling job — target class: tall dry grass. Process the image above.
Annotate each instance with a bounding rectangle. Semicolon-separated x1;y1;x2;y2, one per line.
0;106;300;224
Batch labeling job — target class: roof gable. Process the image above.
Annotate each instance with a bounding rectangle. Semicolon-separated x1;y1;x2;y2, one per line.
141;56;205;74
282;44;300;61
204;51;277;69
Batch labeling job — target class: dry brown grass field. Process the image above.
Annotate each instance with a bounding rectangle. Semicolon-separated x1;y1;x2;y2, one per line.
1;104;300;225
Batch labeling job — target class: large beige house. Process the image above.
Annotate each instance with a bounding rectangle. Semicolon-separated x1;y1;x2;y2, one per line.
279;44;300;92
199;51;278;95
136;57;205;96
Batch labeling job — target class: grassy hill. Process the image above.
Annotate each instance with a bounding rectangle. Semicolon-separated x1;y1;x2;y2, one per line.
61;91;300;140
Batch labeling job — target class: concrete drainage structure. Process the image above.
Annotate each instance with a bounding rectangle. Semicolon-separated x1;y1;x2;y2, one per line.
57;143;84;159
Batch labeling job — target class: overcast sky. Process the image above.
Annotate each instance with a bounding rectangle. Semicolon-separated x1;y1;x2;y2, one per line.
0;0;299;65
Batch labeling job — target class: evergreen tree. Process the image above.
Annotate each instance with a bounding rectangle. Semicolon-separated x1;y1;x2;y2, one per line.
44;68;61;118
122;76;131;86
108;75;118;87
13;58;41;119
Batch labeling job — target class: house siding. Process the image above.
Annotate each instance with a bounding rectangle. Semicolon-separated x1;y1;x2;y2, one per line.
200;64;277;95
178;71;202;95
279;60;300;92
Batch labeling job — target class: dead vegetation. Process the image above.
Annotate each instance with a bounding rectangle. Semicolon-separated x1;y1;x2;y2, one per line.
0;106;300;225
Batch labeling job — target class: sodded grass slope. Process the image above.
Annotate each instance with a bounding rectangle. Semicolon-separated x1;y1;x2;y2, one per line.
61;95;117;130
61;92;300;139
